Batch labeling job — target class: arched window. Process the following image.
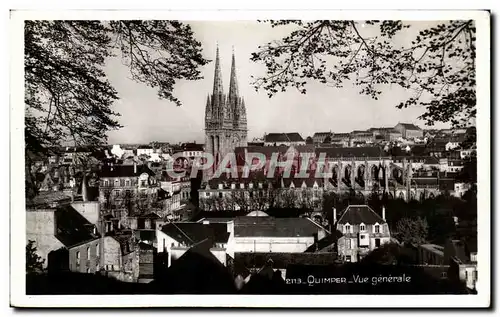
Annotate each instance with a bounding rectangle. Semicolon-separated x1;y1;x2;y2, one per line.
344;224;351;233
374;224;380;233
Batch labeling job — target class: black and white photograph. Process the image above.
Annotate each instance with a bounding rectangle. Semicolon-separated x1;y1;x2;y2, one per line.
9;9;491;308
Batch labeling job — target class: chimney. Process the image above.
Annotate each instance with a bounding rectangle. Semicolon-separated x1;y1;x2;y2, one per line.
382;206;386;221
81;174;89;202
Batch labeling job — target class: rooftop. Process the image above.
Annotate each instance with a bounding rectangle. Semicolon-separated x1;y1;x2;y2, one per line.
337;205;385;225
233;216;326;238
264;132;304;143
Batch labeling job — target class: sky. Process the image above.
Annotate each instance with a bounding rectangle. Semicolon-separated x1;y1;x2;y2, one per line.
105;21;451;145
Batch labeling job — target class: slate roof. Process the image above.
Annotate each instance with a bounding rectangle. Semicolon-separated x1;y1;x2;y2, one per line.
98;164;155;178
265;133;304;143
398;123;422;130
313;132;331;138
315;146;384;158
54;205;100;248
27;191;72;208
337;205;385;225
233;216;324;238
181;143;204;151
161;222;230;246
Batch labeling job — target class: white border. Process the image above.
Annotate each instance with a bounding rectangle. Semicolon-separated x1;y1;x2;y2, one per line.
9;9;491;308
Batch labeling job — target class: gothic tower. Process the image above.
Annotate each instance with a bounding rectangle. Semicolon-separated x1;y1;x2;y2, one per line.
205;46;248;176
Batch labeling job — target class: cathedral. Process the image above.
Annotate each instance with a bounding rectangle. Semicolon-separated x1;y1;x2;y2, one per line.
204;46;248;174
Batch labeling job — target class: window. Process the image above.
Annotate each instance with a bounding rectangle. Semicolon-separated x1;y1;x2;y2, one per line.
96;243;99;256
120;179;125;187
374;225;380;233
87;268;90;273
76;251;80;265
96;263;100;271
125;179;130;186
346;239;352;249
360;224;365;231
344;225;351;234
218;192;223;198
465;271;468;280
360;235;365;239
87;247;90;259
205;192;210;197
375;238;381;247
346;255;352;262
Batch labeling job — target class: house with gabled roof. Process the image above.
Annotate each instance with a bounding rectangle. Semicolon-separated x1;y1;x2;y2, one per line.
334;205;391;263
394;123;424;139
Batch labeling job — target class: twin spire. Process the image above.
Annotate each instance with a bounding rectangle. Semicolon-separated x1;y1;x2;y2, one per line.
212;44;238;100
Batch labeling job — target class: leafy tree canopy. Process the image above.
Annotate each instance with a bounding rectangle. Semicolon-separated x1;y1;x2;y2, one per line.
395;217;429;245
25;20;208;153
251;20;476;127
26;240;45;274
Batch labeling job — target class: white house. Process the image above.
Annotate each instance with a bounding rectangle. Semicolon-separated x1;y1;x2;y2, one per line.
335;205;391;263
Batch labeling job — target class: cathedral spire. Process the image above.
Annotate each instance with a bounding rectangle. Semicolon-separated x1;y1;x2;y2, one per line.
213;44;224;96
228;47;239;100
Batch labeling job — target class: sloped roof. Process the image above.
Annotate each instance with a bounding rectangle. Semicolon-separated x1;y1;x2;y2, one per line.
55;205;100;248
27;191;72;208
265;133;304;143
161;222;230;246
313;132;331;138
337;205;385;225
397;123;422;130
233;216;321;237
98;164;155;178
181;143;204;151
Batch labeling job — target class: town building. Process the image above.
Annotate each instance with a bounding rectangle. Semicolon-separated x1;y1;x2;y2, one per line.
394;123;424;139
137;146;155;157
312;132;332;144
335;205;391;263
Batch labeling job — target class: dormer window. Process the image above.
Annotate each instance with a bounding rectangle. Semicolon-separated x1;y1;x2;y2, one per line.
360;224;366;232
344;224;351;234
231;183;236;189
240;183;245;189
374;224;380;233
249;183;254;189
218;184;223;190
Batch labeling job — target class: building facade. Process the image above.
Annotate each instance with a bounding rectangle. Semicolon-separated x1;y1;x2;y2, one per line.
204;46;248;175
335;205;391;263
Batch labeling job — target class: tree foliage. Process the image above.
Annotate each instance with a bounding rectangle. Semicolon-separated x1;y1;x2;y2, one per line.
25;20;208;151
395;217;429;245
251;20;476;127
26;240;45;274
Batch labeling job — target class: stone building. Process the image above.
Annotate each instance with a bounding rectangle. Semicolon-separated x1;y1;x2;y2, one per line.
204;46;248;176
335;205;391;263
394;123;424;139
